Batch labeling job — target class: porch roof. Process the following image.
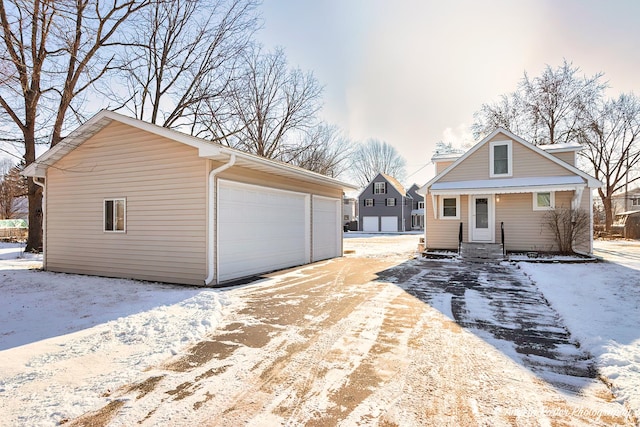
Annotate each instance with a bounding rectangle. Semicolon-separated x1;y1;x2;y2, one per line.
430;175;586;195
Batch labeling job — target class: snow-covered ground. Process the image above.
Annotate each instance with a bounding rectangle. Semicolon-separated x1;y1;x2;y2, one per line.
518;239;640;420
0;237;638;425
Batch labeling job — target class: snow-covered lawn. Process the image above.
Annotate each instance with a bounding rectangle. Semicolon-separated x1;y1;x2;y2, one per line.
0;236;638;425
518;239;640;420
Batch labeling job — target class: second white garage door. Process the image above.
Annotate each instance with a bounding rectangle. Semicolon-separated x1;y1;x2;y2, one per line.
217;180;310;282
362;216;379;232
380;216;398;232
312;195;341;262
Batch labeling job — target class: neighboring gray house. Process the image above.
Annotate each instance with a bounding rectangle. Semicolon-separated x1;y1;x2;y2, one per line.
407;183;425;230
358;173;412;232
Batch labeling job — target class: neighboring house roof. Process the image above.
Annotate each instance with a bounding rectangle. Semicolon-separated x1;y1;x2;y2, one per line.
357;172;408;199
380;173;408;197
418;127;601;195
22;110;358;191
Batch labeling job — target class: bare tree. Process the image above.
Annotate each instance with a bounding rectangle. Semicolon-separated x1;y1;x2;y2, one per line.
472;92;528;140
214;46;323;159
0;159;27;219
473;60;606;145
544;207;590;254
350;138;407;187
109;0;258;131
0;0;152;251
578;94;640;230
282;123;353;178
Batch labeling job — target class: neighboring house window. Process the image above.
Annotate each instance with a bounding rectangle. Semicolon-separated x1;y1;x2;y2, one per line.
364;199;374;207
533;192;555;210
344;215;349;221
386;198;396;206
632;198;640;206
440;196;460;219
374;182;386;194
418;201;425;209
490;140;512;177
104;199;126;232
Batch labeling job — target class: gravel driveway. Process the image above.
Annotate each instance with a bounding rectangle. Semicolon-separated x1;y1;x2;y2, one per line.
70;235;633;426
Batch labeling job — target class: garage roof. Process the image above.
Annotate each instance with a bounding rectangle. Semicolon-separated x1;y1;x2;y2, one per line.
22;110;357;191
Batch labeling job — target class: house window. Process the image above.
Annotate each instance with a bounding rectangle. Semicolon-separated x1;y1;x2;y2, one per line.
632;198;640;206
418;201;425;209
364;199;374;207
104;199;126;232
440;196;460;219
344;215;350;221
386;198;396;206
374;182;386;194
490;141;512;177
533;192;555;210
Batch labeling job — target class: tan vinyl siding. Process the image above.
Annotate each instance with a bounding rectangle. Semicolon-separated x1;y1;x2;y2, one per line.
550;151;576;166
425;194;469;250
45;121;208;285
435;160;455;175
495;191;574;252
216;166;343;199
440;136;575;183
426;190;589;253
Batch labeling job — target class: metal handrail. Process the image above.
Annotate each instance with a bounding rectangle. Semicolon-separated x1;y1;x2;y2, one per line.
501;221;505;257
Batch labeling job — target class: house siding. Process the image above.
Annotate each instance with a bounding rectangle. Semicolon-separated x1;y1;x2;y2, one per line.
435;160;455;175
496;191;573;252
216;166;343;199
45;121;208;285
550;151;575;166
424;194;470;249
440;136;574;183
426;191;586;252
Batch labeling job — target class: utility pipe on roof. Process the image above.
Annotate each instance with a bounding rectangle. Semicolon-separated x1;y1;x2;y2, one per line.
205;154;236;286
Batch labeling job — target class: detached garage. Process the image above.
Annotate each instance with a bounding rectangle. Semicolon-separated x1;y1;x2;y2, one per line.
23;111;356;286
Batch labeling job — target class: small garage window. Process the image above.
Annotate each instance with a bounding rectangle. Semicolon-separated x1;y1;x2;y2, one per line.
364;199;374;207
104;199;126;232
386;198;396;206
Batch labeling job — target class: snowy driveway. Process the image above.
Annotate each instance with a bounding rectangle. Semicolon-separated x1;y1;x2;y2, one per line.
0;237;636;426
68;236;631;425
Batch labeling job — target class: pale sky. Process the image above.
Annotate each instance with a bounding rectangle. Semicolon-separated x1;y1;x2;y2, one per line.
256;0;640;186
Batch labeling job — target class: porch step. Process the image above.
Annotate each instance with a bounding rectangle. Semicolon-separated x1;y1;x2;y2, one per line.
460;242;504;262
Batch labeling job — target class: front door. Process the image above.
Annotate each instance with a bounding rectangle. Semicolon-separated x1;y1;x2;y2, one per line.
470;195;494;242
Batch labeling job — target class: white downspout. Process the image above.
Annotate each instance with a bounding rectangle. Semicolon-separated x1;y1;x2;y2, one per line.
204;154;236;286
33;177;46;265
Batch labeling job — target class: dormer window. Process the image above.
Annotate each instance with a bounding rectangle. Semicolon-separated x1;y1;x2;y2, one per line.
374;182;386;194
490;140;512;177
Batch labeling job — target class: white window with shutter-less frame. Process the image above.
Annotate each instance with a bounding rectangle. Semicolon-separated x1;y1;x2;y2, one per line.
104;199;126;232
533;192;555;210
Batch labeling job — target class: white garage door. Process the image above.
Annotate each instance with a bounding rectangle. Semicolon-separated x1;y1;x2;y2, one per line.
312;196;341;262
381;216;398;232
362;216;379;232
217;180;310;282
